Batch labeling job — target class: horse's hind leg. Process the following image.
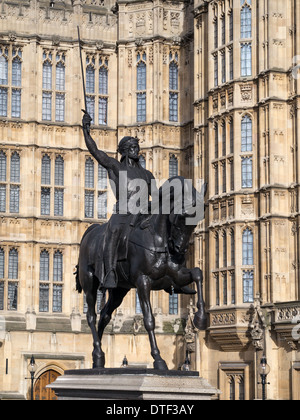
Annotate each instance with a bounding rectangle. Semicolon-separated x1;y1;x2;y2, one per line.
84;271;104;368
97;287;129;357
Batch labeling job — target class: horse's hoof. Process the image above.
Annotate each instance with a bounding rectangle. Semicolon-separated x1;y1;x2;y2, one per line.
193;313;207;331
93;358;105;369
154;359;168;370
92;353;105;369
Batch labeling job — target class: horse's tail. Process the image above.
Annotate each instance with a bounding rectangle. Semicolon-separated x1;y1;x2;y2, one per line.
74;264;82;294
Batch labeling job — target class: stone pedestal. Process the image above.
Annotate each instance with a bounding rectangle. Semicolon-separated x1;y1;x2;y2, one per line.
49;368;220;400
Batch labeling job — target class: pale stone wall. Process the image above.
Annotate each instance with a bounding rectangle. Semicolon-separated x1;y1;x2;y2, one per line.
0;0;299;400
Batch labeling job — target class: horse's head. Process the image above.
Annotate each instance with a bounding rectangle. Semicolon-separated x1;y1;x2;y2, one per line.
162;176;207;256
168;213;194;256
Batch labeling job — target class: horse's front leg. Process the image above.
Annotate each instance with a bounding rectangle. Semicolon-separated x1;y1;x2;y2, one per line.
191;267;207;331
136;275;168;370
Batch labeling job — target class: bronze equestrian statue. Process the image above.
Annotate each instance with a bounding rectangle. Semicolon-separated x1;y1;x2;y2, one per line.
76;111;207;370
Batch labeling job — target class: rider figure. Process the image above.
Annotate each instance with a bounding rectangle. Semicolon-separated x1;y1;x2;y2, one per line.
82;112;155;288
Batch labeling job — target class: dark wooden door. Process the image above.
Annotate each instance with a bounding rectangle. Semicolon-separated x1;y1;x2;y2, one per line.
34;370;60;400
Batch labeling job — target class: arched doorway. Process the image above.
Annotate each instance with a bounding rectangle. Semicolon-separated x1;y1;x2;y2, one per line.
33;370;61;400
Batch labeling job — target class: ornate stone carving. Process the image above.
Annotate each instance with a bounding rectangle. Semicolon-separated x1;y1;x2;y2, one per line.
239;83;253;102
249;294;266;350
273;302;300;351
184;300;197;353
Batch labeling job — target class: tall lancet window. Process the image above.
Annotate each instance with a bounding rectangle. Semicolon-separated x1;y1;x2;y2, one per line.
0;47;8;117
240;1;252;76
86;56;95;123
136;52;146;123
0;46;22;118
240;0;252;39
99;58;109;125
42;52;52;121
169;52;179;122
55;53;66;122
169;154;178;178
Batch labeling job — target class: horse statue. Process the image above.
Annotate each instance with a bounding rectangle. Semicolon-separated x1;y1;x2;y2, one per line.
75;176;207;370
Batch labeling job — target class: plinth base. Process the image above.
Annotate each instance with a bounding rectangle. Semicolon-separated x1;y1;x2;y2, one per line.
48;368;220;400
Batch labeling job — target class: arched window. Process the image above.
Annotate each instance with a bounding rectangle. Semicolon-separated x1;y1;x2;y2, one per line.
85;158;95;218
99;59;108;125
241;115;252;152
55;155;64;186
53;251;63;282
42;60;52;120
137;53;147;123
41;187;50;216
169;56;179;122
12;51;22;118
10;184;19;214
241;43;252;77
8;248;18;279
241;157;252;188
53;250;63;313
42;60;52;90
39;250;49;312
214;16;218;49
137;55;146;91
0;48;8;85
242;228;253;265
40;250;49;281
241;1;252;39
10;152;20;183
169;293;178;315
240;0;252;77
41;154;51;185
214;54;218;87
86;58;95;122
55;61;65;91
41;155;51;215
0;48;8;117
0;248;4;279
86;64;95;94
243;270;254;303
169;53;179;122
169;61;178;91
169;155;178;178
85;158;94;189
99;66;108;95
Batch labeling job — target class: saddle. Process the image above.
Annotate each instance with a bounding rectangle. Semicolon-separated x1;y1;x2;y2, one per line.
94;214;158;286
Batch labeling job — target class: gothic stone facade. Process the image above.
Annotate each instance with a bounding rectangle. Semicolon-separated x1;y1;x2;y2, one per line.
0;0;299;400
